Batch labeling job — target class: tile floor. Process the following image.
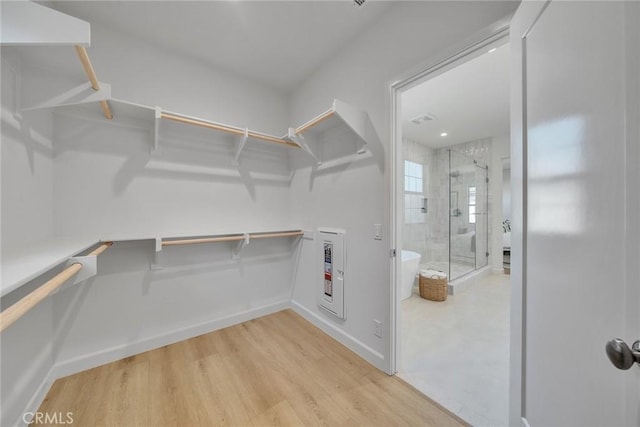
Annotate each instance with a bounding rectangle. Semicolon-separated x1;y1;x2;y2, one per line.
398;273;510;427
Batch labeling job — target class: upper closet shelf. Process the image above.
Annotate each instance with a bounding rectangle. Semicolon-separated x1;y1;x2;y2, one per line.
19;37;373;165
0;1;90;47
159;109;300;163
43;98;155;126
285;99;370;165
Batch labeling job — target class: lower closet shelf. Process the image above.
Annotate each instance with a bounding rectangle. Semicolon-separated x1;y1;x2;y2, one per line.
1;229;305;298
1;238;99;297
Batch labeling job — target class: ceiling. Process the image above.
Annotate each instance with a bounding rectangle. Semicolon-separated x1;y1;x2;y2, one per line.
50;0;393;92
401;42;510;148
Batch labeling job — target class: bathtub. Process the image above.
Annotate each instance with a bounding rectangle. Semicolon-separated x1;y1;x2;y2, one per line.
400;250;421;300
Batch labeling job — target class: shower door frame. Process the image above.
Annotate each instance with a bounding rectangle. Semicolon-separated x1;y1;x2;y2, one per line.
448;149;490;282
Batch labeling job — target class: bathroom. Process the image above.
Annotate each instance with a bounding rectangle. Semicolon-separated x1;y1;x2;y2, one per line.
396;41;511;426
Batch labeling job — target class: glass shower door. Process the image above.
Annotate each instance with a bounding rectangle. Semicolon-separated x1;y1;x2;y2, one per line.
474;164;489;270
449;151;475;280
448;150;489;280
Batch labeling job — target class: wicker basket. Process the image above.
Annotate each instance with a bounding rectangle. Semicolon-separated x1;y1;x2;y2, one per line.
419;271;448;302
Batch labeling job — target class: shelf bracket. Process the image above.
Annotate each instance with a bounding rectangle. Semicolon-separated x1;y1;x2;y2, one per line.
232;233;250;260
287;128;321;165
52;254;98;294
154;106;162;152
22;81;112;112
8;59;23;120
232;128;249;166
151;237;164;270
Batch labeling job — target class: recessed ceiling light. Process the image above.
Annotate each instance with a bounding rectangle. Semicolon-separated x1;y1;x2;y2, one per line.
488;47;497;53
440;132;448;137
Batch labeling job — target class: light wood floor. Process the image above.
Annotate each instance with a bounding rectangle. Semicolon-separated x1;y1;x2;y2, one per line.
38;310;467;426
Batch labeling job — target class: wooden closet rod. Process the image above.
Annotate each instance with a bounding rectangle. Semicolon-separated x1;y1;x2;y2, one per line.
295;109;335;135
160;113;300;148
88;242;113;257
249;231;304;239
74;46;113;120
0;242;113;333
163;235;246;247
162;230;303;247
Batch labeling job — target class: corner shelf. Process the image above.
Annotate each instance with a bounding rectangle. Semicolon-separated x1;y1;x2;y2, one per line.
286;99;370;165
1;238;100;297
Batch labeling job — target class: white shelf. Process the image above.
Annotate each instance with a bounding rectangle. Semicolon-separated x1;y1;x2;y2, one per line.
24;86;373;166
96;228;304;243
1;238;99;297
287;99;371;165
0;1;90;47
1;228;305;297
34;98;299;157
50;98;155;127
15;43;373;165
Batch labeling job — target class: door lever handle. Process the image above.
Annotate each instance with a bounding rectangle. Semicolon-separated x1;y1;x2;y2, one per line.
605;338;640;370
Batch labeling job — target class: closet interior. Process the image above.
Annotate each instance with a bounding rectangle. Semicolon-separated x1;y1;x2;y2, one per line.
1;3;381;425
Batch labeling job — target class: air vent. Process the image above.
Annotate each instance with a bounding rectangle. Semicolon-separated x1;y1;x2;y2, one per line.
410;113;436;125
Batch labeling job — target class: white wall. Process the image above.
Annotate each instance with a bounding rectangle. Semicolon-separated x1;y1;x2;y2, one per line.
51;238;296;375
1;55;55;250
288;1;519;372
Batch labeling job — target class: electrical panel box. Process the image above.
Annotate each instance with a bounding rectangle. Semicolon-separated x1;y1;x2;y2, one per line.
317;228;346;320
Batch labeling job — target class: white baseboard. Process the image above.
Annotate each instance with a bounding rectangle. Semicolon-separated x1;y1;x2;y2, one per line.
290;300;386;372
53;299;291;379
13;366;57;427
15;299;290;426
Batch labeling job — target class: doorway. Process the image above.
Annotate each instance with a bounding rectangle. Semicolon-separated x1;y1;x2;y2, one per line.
391;30;511;426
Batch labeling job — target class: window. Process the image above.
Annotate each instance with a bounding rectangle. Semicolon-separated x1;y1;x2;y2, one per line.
468;186;476;224
404;160;423;193
404;160;425;224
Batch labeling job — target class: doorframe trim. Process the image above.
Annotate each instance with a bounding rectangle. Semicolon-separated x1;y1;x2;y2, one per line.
509;2;551;425
387;14;510;399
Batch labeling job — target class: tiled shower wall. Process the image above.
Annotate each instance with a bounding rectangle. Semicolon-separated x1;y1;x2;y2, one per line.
402;139;449;264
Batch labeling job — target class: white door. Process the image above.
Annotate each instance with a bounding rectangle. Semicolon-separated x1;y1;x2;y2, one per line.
510;1;640;426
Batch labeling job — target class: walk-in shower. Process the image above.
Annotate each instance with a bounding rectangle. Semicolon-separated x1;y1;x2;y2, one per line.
403;143;489;290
